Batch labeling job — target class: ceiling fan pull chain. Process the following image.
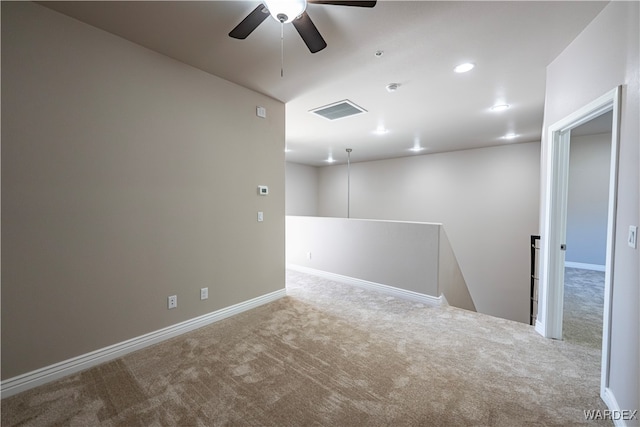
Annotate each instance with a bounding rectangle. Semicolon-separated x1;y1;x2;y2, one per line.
280;23;284;77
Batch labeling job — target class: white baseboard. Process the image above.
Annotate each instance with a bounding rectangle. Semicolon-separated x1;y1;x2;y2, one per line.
287;264;443;306
535;319;545;336
1;288;286;399
565;261;606;272
601;387;633;427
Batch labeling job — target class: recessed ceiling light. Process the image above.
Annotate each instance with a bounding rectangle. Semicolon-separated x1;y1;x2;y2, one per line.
454;62;475;73
491;104;510;112
409;137;425;152
373;125;389;135
325;156;336;163
502;133;518;140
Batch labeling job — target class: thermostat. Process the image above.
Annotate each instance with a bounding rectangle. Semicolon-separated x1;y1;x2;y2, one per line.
258;185;269;195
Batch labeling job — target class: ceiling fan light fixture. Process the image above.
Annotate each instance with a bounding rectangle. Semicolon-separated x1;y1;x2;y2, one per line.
264;0;307;23
230;0;374;53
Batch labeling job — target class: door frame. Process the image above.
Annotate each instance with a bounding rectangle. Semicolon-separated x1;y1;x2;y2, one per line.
537;86;620;397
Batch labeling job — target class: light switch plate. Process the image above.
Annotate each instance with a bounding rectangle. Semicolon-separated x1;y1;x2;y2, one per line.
257;211;264;222
629;226;638;249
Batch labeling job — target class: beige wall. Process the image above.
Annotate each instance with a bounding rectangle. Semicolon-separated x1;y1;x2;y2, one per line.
1;2;285;379
317;142;541;323
541;1;639;413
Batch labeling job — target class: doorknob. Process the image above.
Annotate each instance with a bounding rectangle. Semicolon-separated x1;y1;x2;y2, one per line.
560;244;567;251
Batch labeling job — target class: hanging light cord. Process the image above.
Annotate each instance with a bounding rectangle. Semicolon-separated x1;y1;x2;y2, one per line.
280;23;284;77
346;148;352;218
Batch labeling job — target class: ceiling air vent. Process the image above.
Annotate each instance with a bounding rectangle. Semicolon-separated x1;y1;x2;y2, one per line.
309;100;367;121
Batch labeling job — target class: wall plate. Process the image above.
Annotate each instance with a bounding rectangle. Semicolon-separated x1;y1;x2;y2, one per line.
168;295;177;309
629;226;638;249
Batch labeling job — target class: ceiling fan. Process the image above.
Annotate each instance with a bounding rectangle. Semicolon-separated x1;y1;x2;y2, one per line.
229;0;377;54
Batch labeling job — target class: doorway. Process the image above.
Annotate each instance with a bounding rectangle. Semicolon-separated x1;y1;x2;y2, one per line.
563;112;612;349
537;86;620;399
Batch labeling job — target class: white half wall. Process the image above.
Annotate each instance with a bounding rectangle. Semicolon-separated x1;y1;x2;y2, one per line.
286;216;440;297
317;142;540;323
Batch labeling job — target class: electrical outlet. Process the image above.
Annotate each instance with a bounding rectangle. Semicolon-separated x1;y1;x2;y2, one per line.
257;211;264;222
168;295;177;309
307;252;312;260
200;287;209;300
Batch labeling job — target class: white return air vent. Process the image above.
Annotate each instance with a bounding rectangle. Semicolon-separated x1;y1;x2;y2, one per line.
309;99;367;121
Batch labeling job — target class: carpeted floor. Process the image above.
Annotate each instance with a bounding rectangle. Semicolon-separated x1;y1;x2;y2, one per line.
563;267;605;349
1;270;611;426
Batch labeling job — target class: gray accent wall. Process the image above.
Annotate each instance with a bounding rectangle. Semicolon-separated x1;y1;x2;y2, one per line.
566;133;612;266
285;162;319;216
541;0;639;413
316;142;541;324
1;2;285;379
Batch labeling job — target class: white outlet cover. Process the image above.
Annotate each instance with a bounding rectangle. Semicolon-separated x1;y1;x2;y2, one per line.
168;295;177;309
200;287;208;300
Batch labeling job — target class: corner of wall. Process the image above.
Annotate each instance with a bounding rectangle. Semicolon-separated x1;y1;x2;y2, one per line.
438;226;476;312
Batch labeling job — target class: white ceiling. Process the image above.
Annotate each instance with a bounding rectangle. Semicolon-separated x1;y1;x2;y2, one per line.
41;1;608;166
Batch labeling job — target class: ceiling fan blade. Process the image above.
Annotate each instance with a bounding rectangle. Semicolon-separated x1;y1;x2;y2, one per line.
229;4;269;39
292;12;327;53
308;0;376;7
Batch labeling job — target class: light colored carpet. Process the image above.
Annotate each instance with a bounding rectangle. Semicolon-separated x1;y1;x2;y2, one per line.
1;270;610;426
563;267;605;349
